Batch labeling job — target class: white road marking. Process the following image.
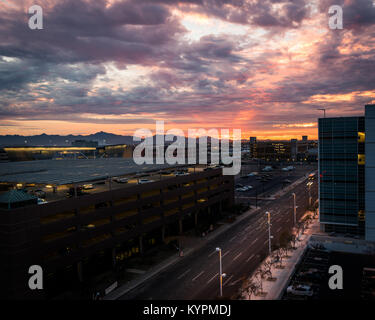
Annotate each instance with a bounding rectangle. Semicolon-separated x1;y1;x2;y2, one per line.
192;271;205;282
223;274;233;286
229;235;237;242
240;236;247;243
208;250;216;258
207;273;219;284
246;254;255;262
250;238;258;246
233;252;242;261
223;251;230;258
177;268;191;280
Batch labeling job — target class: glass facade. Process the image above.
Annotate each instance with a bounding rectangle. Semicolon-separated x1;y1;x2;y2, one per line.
318;117;365;234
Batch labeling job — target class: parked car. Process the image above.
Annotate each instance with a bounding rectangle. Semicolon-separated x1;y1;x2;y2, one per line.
34;189;46;198
37;198;48;205
114;177;128;184
175;171;189;176
83;184;94;190
138;179;154;184
236;187;248;192
286;284;314;296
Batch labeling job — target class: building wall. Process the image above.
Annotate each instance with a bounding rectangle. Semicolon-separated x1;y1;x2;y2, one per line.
318;117;365;234
0;168;234;299
365;105;375;241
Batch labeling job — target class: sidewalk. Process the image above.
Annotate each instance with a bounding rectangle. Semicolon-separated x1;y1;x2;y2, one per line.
241;213;319;300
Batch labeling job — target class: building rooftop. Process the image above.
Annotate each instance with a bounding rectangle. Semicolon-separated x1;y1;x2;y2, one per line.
0;189;38;204
0;158;174;185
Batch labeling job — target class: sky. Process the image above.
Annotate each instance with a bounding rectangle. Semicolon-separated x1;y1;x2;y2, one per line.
0;0;374;139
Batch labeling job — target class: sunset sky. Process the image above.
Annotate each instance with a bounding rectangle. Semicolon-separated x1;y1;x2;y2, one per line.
0;0;374;139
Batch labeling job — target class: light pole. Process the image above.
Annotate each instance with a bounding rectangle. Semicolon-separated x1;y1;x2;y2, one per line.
292;192;296;226
216;247;226;297
265;212;272;255
307;182;312;207
318;108;326;118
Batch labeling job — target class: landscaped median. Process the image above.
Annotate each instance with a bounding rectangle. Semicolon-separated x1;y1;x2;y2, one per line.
239;211;319;300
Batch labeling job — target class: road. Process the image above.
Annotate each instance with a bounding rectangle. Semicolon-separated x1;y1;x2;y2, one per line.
119;174;318;300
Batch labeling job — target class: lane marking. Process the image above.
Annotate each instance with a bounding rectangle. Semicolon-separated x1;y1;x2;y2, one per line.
250;238;258;247
207;273;219;284
192;271;205;282
208;250;216;258
233;252;242;261
246;254;255;262
229;235;237;242
177;268;191;280
223;251;230;258
223;274;233;286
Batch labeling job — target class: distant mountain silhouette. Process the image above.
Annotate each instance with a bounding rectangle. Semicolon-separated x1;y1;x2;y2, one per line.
0;132;225;147
0;132;135;147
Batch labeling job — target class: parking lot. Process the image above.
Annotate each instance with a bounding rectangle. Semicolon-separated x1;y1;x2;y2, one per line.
234;163;316;199
282;246;330;300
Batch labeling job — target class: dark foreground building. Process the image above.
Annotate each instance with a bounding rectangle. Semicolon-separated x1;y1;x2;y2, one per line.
0;166;234;299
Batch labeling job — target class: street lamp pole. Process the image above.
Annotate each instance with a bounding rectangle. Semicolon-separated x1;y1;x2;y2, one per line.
265;212;272;255
307;182;312;207
216;247;226;297
292;192;296;226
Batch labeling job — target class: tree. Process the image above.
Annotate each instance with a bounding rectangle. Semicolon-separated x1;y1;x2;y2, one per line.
263;260;276;281
242;278;259;299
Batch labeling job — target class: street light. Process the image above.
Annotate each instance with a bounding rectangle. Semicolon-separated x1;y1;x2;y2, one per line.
307;182;313;207
292;193;296;226
216;247;226;297
265;212;272;255
318;108;326;118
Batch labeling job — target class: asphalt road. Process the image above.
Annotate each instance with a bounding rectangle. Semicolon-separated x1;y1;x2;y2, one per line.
120;173;318;300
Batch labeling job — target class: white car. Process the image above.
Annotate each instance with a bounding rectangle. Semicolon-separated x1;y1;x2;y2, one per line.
175;171;190;176
114;177;128;183
286;284;313;296
243;185;253;191
236;187;248;192
37;198;48;205
83;184;94;190
138;179;154;184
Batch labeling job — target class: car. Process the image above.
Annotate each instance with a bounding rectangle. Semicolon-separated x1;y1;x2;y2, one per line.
283;179;292;184
236;187;248;192
247;172;257;177
34;189;46;198
286;284;313;297
243;185;253;190
175;171;190;176
113;177;128;184
138;179;154;184
82;184;94;190
37;198;48;205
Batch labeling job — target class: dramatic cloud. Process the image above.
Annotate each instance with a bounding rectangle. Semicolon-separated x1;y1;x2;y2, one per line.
0;0;374;138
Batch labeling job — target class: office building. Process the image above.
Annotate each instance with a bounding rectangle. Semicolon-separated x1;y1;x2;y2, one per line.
318;104;375;241
0;159;234;299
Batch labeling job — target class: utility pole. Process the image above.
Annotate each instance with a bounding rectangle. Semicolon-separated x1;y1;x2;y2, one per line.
216;247;226;297
292;193;296;226
265;212;272;255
